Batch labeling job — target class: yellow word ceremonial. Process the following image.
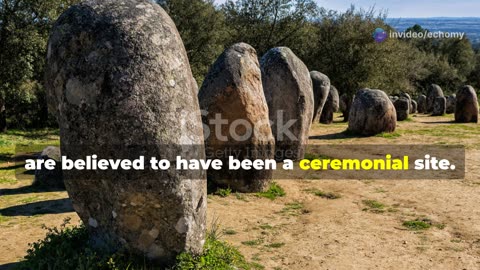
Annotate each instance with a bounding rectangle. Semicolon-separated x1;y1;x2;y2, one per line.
299;155;409;171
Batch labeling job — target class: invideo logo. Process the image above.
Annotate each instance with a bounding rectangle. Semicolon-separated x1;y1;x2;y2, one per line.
373;28;388;43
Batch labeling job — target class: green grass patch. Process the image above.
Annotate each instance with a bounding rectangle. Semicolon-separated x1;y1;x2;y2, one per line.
362;200;385;213
16;218;255;270
214;187;232;198
223;229;237;235
402;220;431;230
259;224;273;230
375;132;401;139
256;182;285;200
304;188;341;199
241;239;264;246
0;214;10;224
264;242;285;248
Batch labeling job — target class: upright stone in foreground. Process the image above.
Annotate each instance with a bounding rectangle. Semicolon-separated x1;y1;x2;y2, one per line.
310;71;330;123
427;84;444;113
44;0;206;264
199;43;274;192
455;85;479;123
261;47;314;161
348;89;397;136
320;86;340;124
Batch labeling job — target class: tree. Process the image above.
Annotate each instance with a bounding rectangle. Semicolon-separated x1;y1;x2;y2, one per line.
222;0;319;56
0;0;79;131
158;0;228;83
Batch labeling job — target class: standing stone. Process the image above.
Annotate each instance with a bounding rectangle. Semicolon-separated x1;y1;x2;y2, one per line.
340;93;354;122
394;98;410;121
417;95;427;113
455;85;479;123
410;100;418;114
44;0;206;264
348;89;397;136
427;84;444;113
432;96;447;116
33;146;64;189
261;47;314;161
320;86;340;124
199;43;274;192
389;96;399;103
400;92;412;112
446;95;456;114
310;71;330;123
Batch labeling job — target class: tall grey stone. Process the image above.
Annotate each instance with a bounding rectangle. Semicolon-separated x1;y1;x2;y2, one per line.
310;71;330;123
261;47;314;161
446;95;456;114
455;85;479;123
199;43;274;192
44;0;206;264
348;89;397;136
417;95;427;113
427;84;444;113
432;96;447;116
394;98;410;121
320;86;340;124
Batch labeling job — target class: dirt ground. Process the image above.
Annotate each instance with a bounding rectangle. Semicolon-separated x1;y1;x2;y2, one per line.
1;114;479;269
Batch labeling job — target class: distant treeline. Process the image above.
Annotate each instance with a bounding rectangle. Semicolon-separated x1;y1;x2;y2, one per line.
1;0;479;130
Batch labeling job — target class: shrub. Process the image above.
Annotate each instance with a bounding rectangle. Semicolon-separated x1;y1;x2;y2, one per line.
16;219;252;270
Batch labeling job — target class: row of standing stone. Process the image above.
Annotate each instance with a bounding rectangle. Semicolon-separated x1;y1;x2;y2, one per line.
42;0;479;265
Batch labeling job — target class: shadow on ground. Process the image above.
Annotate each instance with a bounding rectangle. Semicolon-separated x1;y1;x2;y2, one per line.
0;262;20;270
0;198;73;216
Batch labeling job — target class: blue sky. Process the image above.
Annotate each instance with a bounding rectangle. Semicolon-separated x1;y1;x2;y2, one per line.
214;0;480;18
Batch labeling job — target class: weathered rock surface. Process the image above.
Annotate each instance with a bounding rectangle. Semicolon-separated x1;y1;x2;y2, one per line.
400;92;412;112
261;47;313;161
455;85;479;123
199;43;274;192
432;96;447;116
394;97;410;121
411;100;418;114
33;146;64;189
320;86;340;124
348;89;397;136
340;93;354;122
446;95;456;114
44;0;206;263
310;71;330;123
417;95;427;113
427;84;444;113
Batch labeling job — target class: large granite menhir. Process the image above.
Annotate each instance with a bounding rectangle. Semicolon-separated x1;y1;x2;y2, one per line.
44;0;206;264
427;84;444;113
199;43;274;192
348;89;397;136
261;47;314;161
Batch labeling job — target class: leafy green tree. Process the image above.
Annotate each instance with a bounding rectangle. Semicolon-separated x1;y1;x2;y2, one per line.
0;0;79;130
158;0;228;83
306;7;423;98
222;0;319;56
